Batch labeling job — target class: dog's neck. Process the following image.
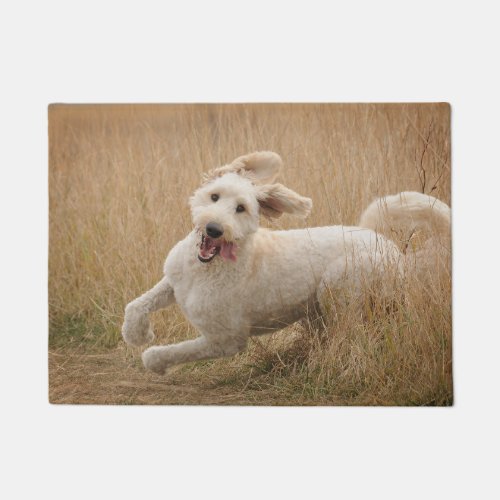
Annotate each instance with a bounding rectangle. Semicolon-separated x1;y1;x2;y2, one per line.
230;233;256;265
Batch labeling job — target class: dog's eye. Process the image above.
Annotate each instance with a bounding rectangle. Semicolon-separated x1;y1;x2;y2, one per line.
236;204;245;213
211;194;219;202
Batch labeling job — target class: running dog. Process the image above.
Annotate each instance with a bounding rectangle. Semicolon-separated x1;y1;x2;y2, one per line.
122;151;450;374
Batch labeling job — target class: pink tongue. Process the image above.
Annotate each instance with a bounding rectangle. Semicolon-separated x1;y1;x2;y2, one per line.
220;241;237;261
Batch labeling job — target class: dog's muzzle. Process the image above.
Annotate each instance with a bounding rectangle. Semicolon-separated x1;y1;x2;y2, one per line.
198;227;238;263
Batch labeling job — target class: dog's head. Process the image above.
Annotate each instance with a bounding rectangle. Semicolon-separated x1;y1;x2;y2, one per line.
189;152;312;263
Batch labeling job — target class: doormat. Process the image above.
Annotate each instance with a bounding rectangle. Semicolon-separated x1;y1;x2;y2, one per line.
49;103;452;406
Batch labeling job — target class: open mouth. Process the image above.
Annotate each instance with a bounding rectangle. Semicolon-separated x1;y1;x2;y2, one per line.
198;233;237;263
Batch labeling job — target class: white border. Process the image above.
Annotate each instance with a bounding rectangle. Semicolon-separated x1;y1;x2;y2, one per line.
1;1;499;498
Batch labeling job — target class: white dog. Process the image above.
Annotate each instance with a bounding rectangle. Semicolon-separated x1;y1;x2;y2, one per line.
122;151;450;375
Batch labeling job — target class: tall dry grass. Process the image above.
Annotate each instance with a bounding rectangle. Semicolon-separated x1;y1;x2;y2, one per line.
49;103;451;405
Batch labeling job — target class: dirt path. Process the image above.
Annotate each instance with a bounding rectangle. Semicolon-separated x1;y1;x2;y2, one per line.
48;344;309;406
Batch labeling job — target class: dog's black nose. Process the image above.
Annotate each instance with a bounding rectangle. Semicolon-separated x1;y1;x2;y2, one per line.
206;222;224;239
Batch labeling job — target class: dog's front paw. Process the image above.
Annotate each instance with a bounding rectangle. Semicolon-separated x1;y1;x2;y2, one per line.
142;346;170;375
122;302;155;347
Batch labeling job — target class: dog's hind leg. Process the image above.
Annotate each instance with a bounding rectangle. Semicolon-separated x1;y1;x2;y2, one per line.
316;246;403;324
142;335;247;375
122;276;174;347
315;251;376;325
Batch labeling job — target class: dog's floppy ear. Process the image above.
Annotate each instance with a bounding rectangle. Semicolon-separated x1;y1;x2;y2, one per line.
230;151;282;184
206;151;282;185
256;183;312;219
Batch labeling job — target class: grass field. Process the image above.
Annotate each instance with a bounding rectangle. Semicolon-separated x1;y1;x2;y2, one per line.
48;103;451;405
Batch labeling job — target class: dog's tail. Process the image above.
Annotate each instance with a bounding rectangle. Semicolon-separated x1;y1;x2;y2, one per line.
358;191;450;256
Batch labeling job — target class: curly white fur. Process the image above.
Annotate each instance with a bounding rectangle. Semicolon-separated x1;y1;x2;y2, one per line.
122;151;450;375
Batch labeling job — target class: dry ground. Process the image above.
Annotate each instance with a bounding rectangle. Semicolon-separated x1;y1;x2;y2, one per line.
49;103;451;406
